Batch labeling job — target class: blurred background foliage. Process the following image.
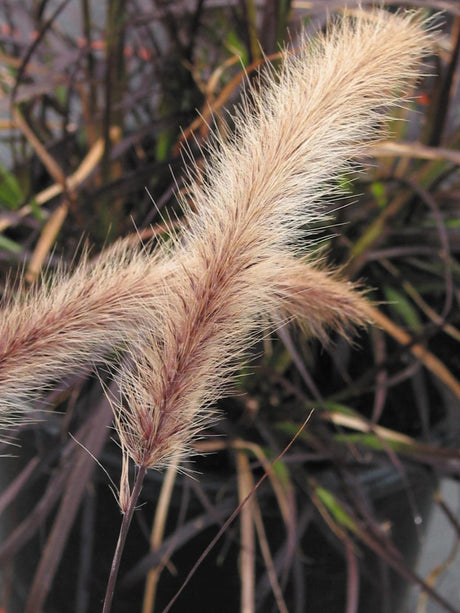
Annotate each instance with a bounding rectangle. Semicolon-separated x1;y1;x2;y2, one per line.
0;1;459;612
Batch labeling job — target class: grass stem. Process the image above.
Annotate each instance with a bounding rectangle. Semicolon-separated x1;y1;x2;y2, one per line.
102;464;147;613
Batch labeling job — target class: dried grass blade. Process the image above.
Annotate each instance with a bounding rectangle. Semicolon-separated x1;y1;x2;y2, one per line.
363;304;460;400
142;456;180;613
24;395;113;613
12;107;66;186
0;455;40;515
26;203;68;283
251;496;290;613
0;128;115;233
236;450;256;613
345;540;360;613
0;459;69;565
371;140;460;165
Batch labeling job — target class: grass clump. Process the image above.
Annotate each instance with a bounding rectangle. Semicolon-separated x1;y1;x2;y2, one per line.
1;2;459;613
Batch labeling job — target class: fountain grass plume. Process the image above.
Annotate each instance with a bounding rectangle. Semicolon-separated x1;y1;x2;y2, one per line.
113;9;433;491
0;239;170;423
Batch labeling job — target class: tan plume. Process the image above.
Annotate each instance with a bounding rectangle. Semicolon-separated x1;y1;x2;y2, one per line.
112;10;432;487
0;240;170;420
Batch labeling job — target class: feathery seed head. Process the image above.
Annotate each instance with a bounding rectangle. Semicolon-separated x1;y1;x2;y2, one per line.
112;9;432;499
0;239;168;421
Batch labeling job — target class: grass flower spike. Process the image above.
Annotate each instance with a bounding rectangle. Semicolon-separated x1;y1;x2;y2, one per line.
114;9;432;482
0;240;169;423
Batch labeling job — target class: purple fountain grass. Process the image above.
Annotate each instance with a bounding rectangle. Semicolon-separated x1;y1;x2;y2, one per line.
112;9;432;486
0;9;436;613
0;10;431;469
0;10;431;447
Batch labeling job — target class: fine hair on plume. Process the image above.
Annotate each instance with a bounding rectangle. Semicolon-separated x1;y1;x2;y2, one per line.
0;9;433;612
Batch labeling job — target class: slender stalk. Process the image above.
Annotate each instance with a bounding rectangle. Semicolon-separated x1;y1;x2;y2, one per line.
102;464;147;613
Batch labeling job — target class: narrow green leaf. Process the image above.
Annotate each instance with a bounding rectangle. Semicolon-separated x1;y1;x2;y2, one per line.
0;234;23;253
29;198;45;221
383;286;422;332
0;163;24;210
225;30;248;65
370;181;387;208
315;486;358;532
